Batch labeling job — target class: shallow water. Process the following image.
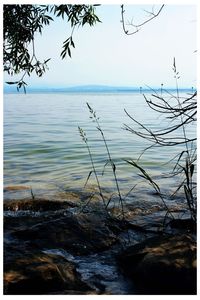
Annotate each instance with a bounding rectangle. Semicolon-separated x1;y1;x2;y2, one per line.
4;91;196;202
43;248;134;294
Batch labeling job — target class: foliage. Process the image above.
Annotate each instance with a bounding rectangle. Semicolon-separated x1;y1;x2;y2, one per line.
3;4;101;91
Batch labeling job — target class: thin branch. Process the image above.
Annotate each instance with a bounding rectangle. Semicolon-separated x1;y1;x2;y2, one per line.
121;4;164;35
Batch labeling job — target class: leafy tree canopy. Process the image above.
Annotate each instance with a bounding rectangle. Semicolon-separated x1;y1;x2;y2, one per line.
3;4;101;91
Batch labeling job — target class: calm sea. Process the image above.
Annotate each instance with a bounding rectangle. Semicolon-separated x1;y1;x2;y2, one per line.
3;92;196;202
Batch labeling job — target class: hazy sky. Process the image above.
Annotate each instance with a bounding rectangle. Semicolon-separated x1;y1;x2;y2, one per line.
4;2;197;89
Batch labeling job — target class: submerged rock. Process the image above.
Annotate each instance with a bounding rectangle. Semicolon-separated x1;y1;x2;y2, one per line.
118;234;197;295
4;198;77;212
4;185;31;191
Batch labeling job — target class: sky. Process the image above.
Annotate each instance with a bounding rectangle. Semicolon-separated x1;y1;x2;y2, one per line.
3;2;197;89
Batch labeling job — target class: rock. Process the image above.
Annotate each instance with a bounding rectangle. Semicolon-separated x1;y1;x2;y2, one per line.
4;248;93;295
4;198;77;212
169;218;196;233
4;208;120;294
12;212;117;255
118;234;196;295
4;185;30;191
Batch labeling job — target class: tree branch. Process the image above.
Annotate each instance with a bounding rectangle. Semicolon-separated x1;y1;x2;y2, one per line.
121;4;164;35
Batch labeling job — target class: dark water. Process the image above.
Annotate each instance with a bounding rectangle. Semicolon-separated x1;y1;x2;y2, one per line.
4;92;196;202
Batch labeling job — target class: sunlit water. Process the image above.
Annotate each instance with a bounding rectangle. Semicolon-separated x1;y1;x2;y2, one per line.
4;92;196;203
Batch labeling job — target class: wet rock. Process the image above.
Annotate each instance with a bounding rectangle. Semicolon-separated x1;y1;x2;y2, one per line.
169;218;196;233
4;207;121;295
4;247;93;295
118;234;196;295
12;212;117;255
5;197;195;295
4;185;30;191
4;198;77;212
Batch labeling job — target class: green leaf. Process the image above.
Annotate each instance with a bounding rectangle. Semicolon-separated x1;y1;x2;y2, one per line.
6;81;19;85
67;47;71;57
60;49;67;59
95;15;101;22
45;15;53;21
71;38;75;48
44;58;51;64
125;159;160;192
190;164;194;177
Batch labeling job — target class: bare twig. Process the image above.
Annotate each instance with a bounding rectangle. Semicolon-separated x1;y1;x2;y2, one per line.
124;61;197;222
121;4;164;35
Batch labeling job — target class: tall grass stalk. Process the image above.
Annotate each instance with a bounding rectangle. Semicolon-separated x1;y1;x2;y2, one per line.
30;187;35;200
86;103;125;219
78;126;107;210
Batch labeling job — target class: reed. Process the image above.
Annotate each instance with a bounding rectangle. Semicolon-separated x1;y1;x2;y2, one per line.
86;103;125;219
124;159;174;219
78;126;107;211
78;104;126;220
78;60;196;227
30;187;35;200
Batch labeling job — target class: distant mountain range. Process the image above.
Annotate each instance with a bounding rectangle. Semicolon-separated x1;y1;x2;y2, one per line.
52;85;139;92
4;84;195;94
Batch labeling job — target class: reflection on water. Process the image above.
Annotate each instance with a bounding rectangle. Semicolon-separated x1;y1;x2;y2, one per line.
4;92;196;201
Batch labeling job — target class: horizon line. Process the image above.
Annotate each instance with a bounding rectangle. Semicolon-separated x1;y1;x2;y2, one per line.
4;84;196;93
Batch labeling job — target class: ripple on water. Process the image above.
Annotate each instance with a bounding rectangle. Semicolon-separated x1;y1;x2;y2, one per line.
4;92;195;200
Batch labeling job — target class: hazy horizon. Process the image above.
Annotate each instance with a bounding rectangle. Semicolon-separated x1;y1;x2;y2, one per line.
4;83;196;94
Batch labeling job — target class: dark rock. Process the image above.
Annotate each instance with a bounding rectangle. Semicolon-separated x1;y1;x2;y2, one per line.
11;212;117;255
4;249;93;295
169;218;196;233
4;209;120;295
118;234;196;295
6;197;195;295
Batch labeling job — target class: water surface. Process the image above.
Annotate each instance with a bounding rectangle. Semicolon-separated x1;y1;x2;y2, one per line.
4;92;195;202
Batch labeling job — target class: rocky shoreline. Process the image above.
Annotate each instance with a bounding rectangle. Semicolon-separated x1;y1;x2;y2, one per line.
4;194;197;295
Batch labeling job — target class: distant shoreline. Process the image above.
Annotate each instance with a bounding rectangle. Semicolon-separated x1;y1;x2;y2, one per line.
4;85;196;94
